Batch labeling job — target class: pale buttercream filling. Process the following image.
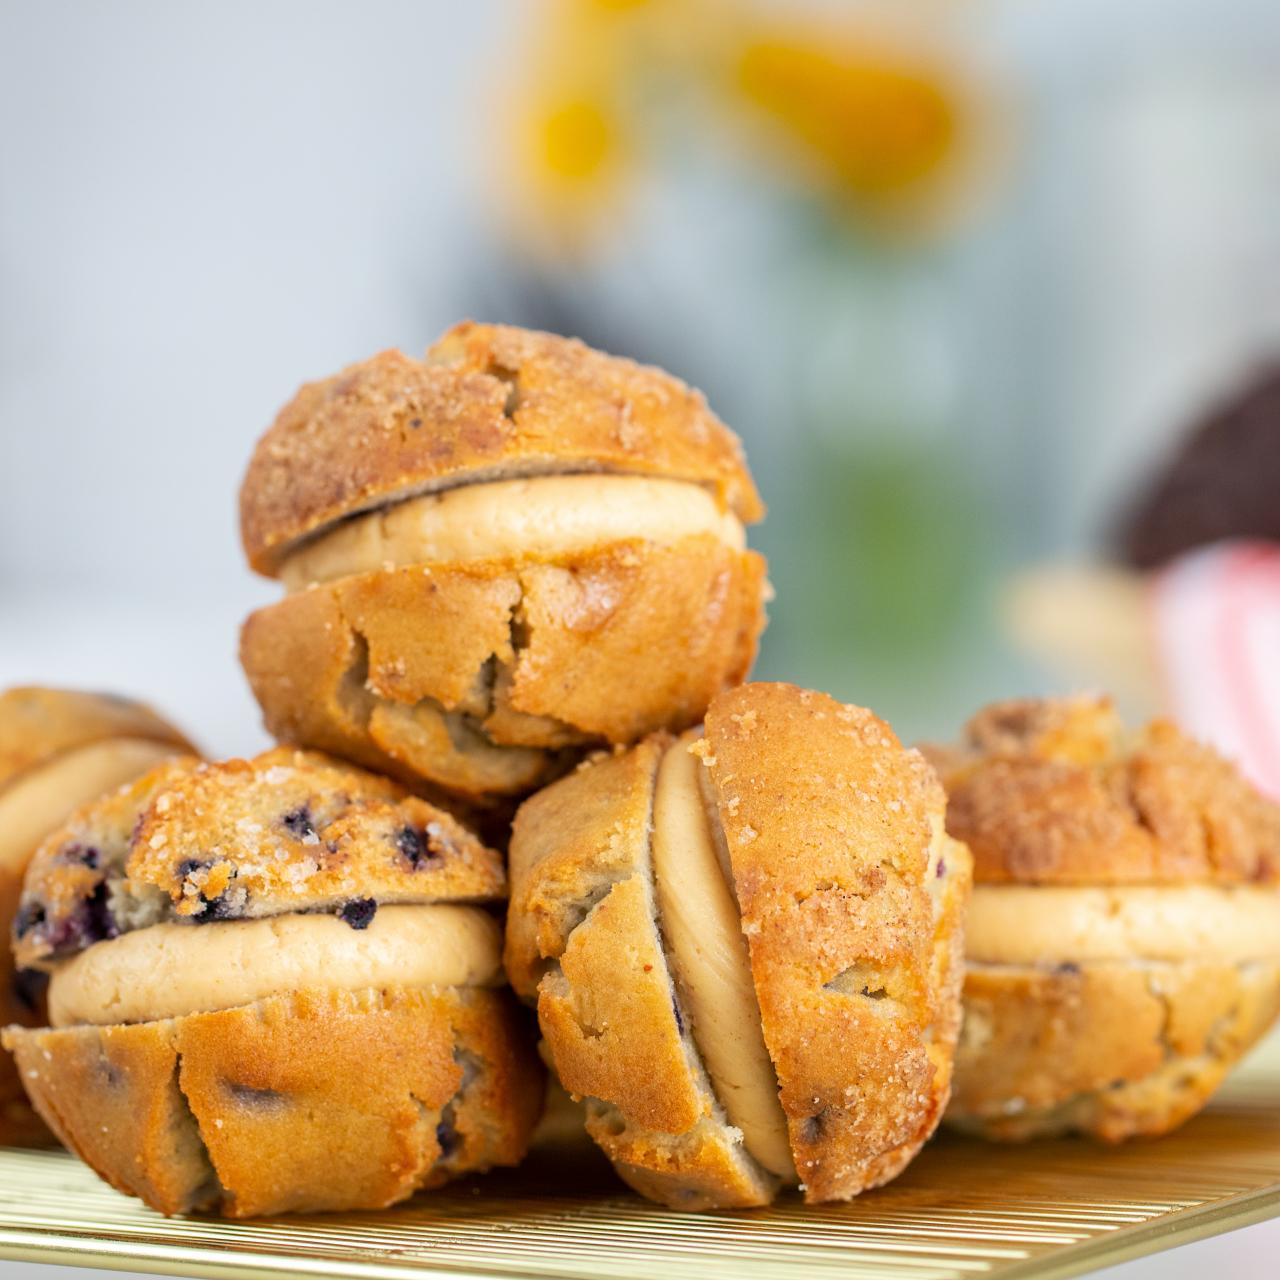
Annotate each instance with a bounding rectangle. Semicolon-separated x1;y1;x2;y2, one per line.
280;475;746;591
0;738;186;875
650;734;794;1180
47;903;503;1027
966;884;1280;967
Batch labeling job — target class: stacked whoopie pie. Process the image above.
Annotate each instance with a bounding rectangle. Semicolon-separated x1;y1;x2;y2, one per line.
0;687;192;1145
237;321;769;806
10;321;1275;1221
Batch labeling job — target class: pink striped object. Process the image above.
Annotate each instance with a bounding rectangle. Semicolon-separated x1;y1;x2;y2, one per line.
1152;540;1280;800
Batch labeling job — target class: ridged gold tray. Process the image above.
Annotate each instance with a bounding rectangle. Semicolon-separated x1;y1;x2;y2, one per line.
0;1033;1277;1280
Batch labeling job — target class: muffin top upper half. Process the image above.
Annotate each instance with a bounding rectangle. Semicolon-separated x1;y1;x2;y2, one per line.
240;321;764;575
16;746;506;970
0;687;193;790
926;695;1280;885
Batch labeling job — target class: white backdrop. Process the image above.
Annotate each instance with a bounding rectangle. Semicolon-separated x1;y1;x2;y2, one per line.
1;1;503;755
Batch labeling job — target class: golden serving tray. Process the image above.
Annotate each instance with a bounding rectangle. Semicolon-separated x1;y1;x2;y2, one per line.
0;1033;1277;1280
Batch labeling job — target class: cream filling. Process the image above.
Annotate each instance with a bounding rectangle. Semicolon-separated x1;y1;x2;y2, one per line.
280;475;746;590
650;734;794;1180
0;738;185;874
967;885;1280;967
48;903;503;1027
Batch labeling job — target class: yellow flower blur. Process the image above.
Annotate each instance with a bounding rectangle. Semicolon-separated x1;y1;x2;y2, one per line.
497;1;1000;250
736;37;959;201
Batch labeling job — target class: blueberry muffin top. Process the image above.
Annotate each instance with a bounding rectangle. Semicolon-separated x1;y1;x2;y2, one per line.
925;695;1280;885
16;747;506;969
0;686;193;790
239;321;764;575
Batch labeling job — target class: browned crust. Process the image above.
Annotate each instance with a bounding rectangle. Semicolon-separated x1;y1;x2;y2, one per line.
17;749;505;971
5;986;542;1216
240;322;764;575
0;687;193;792
927;696;1280;885
950;958;1280;1141
505;740;776;1209
701;684;970;1203
240;538;767;799
0;860;52;1146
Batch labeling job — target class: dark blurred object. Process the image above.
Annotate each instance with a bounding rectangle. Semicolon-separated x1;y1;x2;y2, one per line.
1120;365;1280;569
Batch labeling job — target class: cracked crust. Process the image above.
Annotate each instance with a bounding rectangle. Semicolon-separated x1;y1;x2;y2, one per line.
926;695;1280;885
5;985;543;1216
950;958;1280;1141
505;738;778;1210
700;685;970;1202
240;538;767;799
240;322;764;575
505;682;971;1209
17;748;505;971
0;687;193;790
0;687;193;1147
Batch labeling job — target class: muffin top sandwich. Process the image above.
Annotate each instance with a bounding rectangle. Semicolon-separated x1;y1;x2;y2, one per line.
506;682;971;1209
0;686;193;1144
238;323;768;804
931;695;1280;1141
8;747;541;1216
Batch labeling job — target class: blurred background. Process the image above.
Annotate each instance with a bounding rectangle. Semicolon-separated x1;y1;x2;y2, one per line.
2;6;1280;1276
3;0;1280;758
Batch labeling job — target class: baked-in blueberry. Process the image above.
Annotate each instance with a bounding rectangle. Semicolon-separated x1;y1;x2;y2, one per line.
61;843;99;868
338;898;377;930
280;805;316;841
176;859;241;922
82;881;118;945
395;825;436;869
436;1117;460;1158
13;901;45;940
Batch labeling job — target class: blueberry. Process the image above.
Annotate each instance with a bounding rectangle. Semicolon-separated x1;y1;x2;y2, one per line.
176;858;240;922
281;806;316;841
13;901;45;940
82;882;118;945
436;1118;460;1158
62;843;99;868
203;893;238;922
339;898;377;930
43;883;118;954
394;825;436;869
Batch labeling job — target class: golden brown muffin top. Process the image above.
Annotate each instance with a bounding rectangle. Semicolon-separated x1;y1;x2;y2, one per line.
0;686;193;792
926;695;1280;886
240;321;764;575
16;747;505;970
